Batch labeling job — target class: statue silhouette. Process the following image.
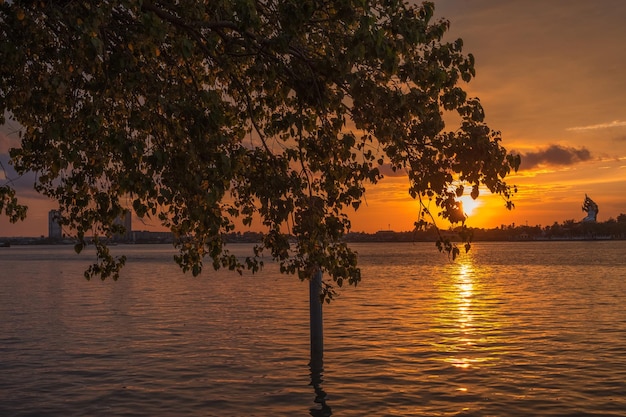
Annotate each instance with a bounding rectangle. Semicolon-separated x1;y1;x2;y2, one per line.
581;194;598;222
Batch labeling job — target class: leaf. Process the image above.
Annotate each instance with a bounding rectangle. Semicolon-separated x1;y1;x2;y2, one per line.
471;185;479;200
74;242;84;254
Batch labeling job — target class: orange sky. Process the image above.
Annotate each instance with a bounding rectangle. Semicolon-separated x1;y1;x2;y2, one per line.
2;0;626;236
348;0;626;232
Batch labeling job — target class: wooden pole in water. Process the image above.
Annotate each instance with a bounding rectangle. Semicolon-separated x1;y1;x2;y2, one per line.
309;269;331;415
309;269;324;370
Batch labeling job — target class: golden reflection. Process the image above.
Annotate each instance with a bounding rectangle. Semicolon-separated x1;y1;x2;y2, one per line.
431;251;502;370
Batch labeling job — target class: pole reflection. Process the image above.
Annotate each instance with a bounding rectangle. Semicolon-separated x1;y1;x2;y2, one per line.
309;357;332;416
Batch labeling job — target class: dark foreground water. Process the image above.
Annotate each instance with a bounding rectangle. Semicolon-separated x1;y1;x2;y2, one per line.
1;241;626;416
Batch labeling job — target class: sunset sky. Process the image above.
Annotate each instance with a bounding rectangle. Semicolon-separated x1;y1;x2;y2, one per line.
349;0;626;232
2;0;626;236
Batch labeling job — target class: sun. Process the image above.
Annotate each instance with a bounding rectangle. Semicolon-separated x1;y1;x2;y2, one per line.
458;195;482;216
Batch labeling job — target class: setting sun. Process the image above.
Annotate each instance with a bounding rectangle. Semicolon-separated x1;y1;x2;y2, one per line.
459;195;482;217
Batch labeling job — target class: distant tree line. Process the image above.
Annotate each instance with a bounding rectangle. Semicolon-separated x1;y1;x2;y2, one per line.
489;214;626;241
221;214;626;243
343;214;626;242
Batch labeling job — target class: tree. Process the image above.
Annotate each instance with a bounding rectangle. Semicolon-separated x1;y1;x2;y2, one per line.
0;0;519;301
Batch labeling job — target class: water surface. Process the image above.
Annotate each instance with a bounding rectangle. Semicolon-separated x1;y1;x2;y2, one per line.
1;241;626;416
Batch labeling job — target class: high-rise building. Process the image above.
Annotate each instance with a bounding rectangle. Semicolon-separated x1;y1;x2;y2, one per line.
113;211;133;242
48;210;62;240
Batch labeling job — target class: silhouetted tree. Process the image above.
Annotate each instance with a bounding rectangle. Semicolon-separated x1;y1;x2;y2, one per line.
1;1;518;300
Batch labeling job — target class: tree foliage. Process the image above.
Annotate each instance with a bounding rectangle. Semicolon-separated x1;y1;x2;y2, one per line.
0;0;519;301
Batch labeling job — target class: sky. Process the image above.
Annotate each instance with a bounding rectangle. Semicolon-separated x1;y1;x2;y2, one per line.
348;0;626;232
2;0;626;236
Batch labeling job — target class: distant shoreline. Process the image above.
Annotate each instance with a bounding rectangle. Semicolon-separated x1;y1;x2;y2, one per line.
1;233;624;247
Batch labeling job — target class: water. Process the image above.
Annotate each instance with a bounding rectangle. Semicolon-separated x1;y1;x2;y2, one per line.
1;241;626;416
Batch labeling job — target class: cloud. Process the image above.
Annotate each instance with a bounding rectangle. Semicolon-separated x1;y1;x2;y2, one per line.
614;135;626;142
1;154;17;180
567;120;626;131
0;132;12;154
0;153;42;199
519;144;592;170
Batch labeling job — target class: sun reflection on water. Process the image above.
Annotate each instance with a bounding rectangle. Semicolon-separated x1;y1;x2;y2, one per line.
457;263;474;332
432;252;502;370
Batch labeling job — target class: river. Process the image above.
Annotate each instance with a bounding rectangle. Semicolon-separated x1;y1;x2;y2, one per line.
1;241;625;416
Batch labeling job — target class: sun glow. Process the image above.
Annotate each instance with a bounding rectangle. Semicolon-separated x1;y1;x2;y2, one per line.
458;195;482;216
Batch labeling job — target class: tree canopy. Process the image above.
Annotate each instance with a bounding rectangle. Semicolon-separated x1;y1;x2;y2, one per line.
0;0;519;301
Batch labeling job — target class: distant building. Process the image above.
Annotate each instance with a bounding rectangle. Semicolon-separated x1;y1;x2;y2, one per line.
132;230;174;244
48;210;62;240
113;211;133;242
374;230;396;241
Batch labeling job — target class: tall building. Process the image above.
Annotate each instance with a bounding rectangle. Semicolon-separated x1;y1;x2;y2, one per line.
113;211;133;242
48;210;62;240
